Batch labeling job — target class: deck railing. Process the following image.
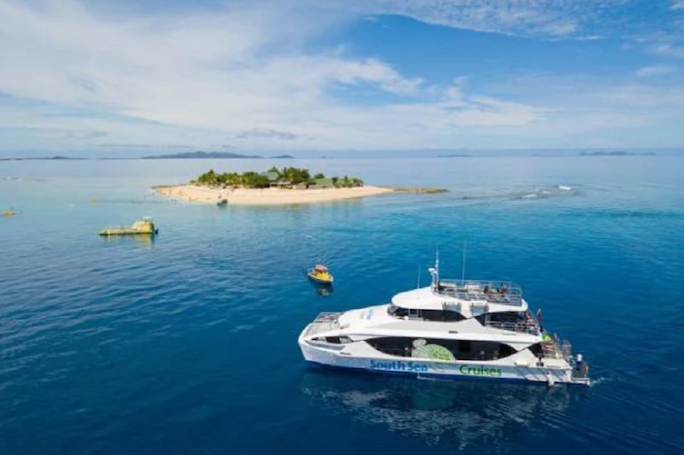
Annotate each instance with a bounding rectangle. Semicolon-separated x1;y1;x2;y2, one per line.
305;312;342;336
485;320;540;335
541;339;573;362
434;280;523;306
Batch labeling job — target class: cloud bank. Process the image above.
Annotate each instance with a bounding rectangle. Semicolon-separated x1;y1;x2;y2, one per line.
0;0;683;153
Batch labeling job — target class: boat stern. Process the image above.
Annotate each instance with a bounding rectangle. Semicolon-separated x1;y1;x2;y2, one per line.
569;356;591;386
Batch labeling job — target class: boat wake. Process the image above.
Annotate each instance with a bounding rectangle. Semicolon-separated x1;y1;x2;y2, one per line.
587;377;610;387
515;185;577;200
453;185;578;203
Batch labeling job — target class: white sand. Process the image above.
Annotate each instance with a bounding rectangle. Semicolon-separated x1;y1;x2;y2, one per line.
154;184;394;205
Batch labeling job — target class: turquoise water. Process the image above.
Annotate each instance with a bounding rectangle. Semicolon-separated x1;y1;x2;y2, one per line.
1;156;684;454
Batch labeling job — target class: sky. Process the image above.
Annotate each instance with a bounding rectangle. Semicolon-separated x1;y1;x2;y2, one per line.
1;0;684;156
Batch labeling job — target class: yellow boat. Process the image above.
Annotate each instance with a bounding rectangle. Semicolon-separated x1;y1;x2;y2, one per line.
1;210;17;217
308;264;334;284
99;217;158;236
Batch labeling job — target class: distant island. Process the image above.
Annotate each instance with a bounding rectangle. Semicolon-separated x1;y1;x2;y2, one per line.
271;154;295;159
0;156;86;161
154;166;446;205
579;151;656;156
142;151;263;159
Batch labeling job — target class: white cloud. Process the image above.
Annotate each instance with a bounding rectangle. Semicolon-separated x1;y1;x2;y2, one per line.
650;42;684;59
337;0;630;38
0;0;557;152
0;0;683;153
575;35;605;41
636;65;677;77
672;1;684;11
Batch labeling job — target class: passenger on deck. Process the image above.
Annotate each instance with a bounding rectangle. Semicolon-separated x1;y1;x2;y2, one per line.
581;362;589;376
498;283;508;294
516;312;525;331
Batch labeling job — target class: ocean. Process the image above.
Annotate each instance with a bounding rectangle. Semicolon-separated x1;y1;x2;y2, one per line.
1;156;683;455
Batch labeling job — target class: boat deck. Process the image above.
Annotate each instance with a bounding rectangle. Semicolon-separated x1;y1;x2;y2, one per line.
305;312;341;336
435;280;523;306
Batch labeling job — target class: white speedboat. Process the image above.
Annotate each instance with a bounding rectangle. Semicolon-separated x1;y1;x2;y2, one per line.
298;259;590;386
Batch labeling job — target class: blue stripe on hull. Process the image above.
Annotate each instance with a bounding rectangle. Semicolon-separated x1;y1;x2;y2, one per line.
304;360;545;385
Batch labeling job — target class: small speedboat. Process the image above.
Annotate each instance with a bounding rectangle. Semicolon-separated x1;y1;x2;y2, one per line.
308;264;334;285
1;210;17;217
217;199;228;207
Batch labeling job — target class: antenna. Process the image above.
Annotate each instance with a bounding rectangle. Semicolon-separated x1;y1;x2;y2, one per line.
429;249;439;289
416;263;421;289
461;239;467;285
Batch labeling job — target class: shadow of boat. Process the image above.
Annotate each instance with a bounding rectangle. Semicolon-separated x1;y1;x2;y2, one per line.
300;368;584;448
306;276;334;296
100;234;156;248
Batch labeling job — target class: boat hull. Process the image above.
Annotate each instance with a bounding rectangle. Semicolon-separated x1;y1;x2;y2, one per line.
298;326;588;386
307;273;333;285
99;229;158;236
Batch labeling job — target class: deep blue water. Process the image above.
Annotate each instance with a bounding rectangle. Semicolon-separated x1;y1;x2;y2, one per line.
1;156;684;455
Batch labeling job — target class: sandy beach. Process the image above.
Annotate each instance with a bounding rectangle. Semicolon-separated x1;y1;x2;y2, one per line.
154;184;395;205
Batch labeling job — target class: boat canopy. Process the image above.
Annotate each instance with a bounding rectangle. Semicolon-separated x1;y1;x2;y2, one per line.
314;265;328;271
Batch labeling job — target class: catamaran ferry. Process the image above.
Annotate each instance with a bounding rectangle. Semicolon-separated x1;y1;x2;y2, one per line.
298;259;590;386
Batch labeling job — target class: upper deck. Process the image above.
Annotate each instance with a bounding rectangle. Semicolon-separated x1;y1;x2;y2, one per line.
434;279;524;306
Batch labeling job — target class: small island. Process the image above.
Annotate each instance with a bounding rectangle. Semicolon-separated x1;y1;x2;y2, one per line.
0;155;86;161
155;167;395;205
578;151;655;156
142;151;263;159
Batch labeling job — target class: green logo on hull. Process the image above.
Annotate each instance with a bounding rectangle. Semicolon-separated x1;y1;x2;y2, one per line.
411;339;456;361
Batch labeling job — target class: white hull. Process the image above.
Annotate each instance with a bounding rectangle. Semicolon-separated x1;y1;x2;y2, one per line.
297;272;590;387
299;325;588;386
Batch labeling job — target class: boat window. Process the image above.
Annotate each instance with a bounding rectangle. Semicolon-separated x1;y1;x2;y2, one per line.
388;304;408;317
475;311;523;325
366;337;517;361
528;343;543;356
325;336;341;344
469;341;516;360
365;337;414;357
420;309;466;322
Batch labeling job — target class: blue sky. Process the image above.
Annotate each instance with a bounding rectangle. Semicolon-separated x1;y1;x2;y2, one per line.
1;0;684;156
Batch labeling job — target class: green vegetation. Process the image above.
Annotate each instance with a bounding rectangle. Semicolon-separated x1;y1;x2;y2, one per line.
192;167;364;189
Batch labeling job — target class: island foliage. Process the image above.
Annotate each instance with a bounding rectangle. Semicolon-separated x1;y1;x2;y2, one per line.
192;167;364;189
142;151;262;159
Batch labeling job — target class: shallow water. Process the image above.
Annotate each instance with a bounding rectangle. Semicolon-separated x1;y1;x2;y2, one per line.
1;156;684;455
